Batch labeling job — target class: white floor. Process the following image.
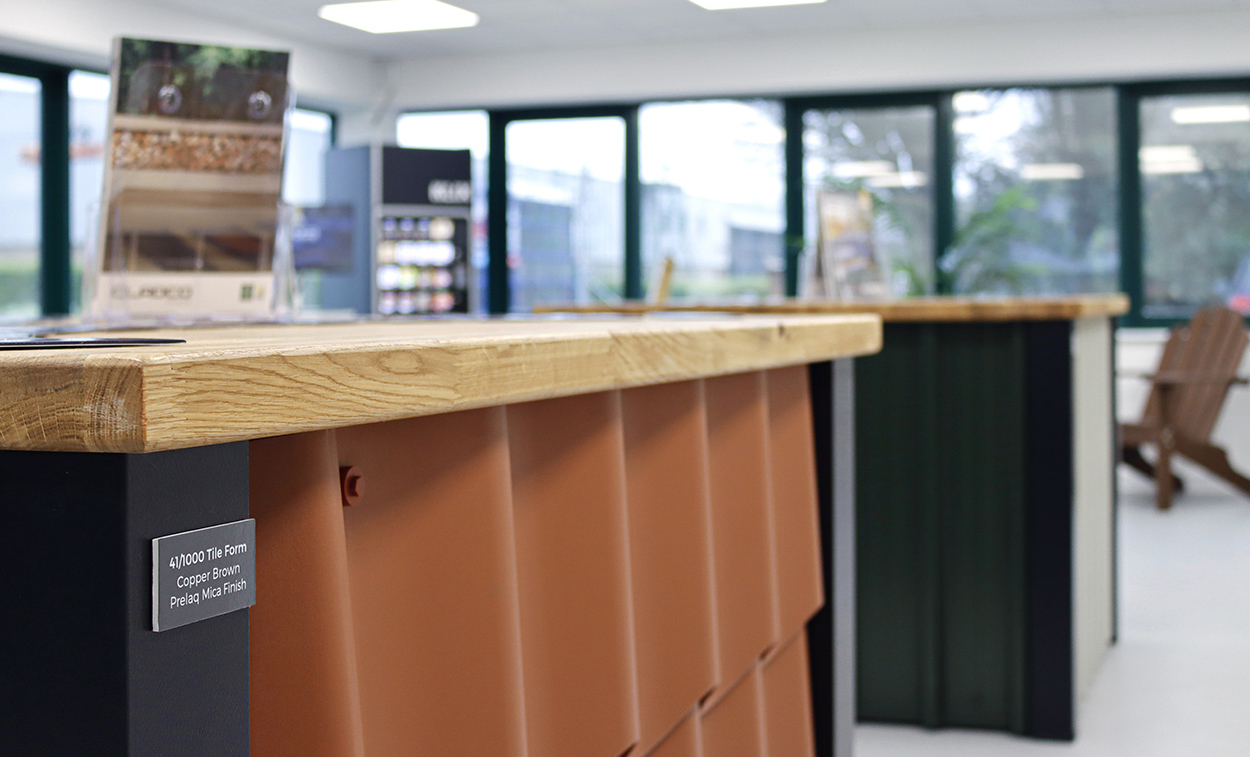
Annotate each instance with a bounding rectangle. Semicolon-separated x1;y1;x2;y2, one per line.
857;461;1250;757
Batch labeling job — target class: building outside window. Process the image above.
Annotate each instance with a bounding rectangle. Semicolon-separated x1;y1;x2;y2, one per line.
641;100;785;299
505;116;625;310
284;108;334;208
0;71;41;319
68;70;109;312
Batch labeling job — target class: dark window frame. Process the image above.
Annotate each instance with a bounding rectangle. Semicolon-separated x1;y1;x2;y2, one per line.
1117;78;1250;327
1;53;72;316
11;45;1249;324
410;78;1250;324
487;105;641;314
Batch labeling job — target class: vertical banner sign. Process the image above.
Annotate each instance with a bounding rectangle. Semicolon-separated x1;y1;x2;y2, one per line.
153;519;257;632
93;38;291;319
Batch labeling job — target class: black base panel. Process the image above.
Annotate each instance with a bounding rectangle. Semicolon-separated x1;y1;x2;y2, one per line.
0;443;250;756
808;360;834;757
1023;322;1076;741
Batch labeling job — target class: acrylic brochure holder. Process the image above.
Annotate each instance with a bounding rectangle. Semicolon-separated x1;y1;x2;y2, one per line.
85;37;293;326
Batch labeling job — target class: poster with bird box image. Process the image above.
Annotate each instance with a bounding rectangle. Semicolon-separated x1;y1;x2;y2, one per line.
90;37;290;320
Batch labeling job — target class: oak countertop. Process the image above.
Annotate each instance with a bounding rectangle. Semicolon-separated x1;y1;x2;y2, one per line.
0;314;881;454
533;294;1130;322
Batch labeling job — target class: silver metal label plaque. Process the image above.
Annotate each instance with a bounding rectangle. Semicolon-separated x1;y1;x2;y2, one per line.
152;519;256;632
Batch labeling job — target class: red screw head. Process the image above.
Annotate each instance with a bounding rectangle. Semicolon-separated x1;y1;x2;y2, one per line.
340;466;365;507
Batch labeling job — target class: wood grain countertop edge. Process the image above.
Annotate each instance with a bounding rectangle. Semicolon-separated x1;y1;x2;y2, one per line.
0;315;880;454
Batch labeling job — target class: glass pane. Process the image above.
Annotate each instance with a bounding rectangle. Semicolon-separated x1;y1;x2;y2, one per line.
506;117;624;311
1141;92;1250;318
641;100;784;299
70;70;110;312
0;72;41;319
283;108;333;207
803;104;935;296
952;88;1118;295
397;110;488;312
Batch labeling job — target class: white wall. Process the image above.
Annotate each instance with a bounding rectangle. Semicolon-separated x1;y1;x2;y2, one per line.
387;9;1250;111
1118;328;1250;490
0;0;385;111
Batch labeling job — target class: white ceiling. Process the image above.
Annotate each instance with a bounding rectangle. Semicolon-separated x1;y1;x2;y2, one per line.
153;0;1250;60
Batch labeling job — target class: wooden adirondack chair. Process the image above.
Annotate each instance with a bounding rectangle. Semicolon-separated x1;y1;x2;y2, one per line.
1121;307;1250;509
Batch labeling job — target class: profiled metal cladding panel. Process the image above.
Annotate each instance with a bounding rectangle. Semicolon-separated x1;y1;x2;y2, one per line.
762;629;817;757
936;325;1026;732
645;707;703;757
765;366;826;637
621;381;720;755
701;665;767;757
704;372;782;695
855;323;1029;733
336;408;527;757
250;432;366;757
508;392;641;757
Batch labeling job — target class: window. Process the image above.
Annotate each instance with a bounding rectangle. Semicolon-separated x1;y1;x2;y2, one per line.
505;116;625;310
0;71;41;319
951;88;1118;295
397;110;488;311
69;70;109;312
283;108;334;207
640;100;785;299
803;103;936;296
1139;92;1250;319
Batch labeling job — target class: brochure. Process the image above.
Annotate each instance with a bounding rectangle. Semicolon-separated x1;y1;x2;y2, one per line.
91;38;291;319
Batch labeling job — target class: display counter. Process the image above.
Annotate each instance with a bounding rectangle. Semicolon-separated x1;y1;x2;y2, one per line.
538;295;1129;740
0;315;880;757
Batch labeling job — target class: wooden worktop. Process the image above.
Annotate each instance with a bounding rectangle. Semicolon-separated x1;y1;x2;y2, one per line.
0;314;881;454
534;294;1130;322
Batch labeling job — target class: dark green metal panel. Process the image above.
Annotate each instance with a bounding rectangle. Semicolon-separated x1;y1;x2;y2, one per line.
933;324;1026;730
856;323;1028;732
854;324;938;724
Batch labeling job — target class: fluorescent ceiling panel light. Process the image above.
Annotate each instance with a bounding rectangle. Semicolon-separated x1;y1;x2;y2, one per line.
867;172;928;189
1020;163;1084;181
832;160;894;179
689;0;826;9
1171;105;1250;125
318;0;479;33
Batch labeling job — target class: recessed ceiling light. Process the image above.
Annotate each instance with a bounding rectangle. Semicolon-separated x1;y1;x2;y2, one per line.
1171;105;1250;125
318;0;479;34
689;0;826;9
